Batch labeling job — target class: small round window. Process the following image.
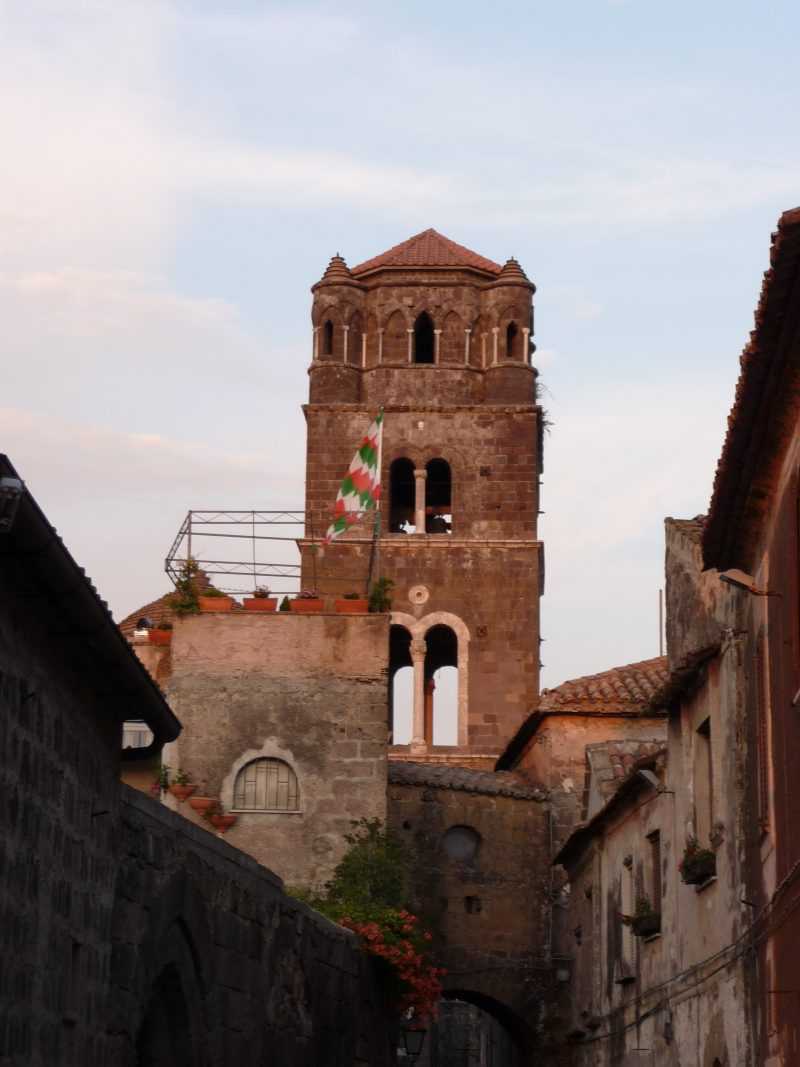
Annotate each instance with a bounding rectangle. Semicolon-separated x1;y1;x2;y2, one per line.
442;825;481;862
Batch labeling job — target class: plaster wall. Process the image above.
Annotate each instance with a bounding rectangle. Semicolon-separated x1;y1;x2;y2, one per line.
162;611;389;890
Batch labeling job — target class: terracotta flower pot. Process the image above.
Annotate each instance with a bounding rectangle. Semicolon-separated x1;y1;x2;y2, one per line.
631;912;661;938
188;796;215;815
168;783;196;802
198;596;235;612
243;598;278;612
209;814;237;834
148;629;172;646
334;599;369;614
289;599;324;614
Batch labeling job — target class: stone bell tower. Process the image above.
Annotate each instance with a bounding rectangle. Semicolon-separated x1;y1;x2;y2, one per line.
301;229;543;768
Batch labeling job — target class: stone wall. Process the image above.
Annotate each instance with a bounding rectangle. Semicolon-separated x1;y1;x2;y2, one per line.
387;763;550;1055
110;787;394;1067
163;611;389;890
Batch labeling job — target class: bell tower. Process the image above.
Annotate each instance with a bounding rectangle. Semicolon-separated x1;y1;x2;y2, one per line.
302;229;543;768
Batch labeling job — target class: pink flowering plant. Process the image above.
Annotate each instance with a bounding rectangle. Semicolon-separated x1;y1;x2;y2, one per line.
292;819;444;1022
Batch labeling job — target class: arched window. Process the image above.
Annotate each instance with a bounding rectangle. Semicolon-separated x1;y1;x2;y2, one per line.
414;312;435;364
389;624;413;744
233;758;299;811
425;624;458;745
506;321;519;359
322;320;334;357
425;458;452;534
390;458;416;532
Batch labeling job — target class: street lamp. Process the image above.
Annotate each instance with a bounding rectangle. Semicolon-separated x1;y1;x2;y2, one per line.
400;1025;427;1060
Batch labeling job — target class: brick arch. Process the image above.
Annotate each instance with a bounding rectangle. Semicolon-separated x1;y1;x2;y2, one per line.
439;309;464;365
441;989;534;1058
382;308;409;363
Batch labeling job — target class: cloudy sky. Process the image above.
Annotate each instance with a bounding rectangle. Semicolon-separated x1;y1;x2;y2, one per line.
3;0;798;691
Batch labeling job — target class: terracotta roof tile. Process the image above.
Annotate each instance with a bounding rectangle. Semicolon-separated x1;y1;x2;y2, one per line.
388;760;545;800
351;228;502;277
703;207;800;570
538;656;670;714
117;570;214;638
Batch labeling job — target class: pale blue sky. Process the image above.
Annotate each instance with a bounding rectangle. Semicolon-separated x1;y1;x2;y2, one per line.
3;0;799;686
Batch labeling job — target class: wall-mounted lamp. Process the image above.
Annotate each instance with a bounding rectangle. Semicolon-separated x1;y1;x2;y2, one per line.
719;569;780;597
0;476;24;534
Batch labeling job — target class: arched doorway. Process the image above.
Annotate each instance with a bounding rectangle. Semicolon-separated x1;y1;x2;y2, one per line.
136;963;196;1067
415;994;524;1066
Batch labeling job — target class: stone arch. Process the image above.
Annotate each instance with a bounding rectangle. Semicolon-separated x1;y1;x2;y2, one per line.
382;309;408;364
388;457;416;533
220;738;303;814
413;311;435;364
425;458;452;534
497;305;526;362
314;304;343;362
470;315;488;368
366;312;379;366
126;872;212;1067
439;310;463;365
440;989;533;1059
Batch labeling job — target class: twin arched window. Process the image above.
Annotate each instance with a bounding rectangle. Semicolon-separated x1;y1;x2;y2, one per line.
233;758;299;811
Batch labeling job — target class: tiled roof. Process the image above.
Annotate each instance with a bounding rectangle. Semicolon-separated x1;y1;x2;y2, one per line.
118;570;214;638
351;228;502;277
538;656;671;713
585;739;667;818
703;207;800;571
388;760;545;800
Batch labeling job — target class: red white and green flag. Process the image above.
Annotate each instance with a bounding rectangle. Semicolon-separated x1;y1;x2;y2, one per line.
323;411;384;544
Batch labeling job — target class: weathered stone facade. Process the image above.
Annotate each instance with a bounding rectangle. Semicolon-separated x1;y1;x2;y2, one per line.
387;762;549;1058
302;229;543;763
162;610;389;890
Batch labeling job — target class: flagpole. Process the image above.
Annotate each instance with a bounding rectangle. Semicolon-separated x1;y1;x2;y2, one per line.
366;410;384;596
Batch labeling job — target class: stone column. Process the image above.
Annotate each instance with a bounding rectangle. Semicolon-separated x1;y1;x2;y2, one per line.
407;329;414;363
492;327;499;365
343;325;350;364
312;326;319;362
378;328;384;363
434;329;442;363
410;638;427;751
361;332;367;368
424;676;436;746
522;327;530;364
413;468;427;533
464;329;471;366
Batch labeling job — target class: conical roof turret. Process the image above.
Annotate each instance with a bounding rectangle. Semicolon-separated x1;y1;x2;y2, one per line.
312;253;362;291
491;257;535;290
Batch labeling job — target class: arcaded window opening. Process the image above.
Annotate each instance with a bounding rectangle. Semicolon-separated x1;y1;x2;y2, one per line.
389;458;416;532
414;311;435;364
389;624;413;743
425;624;458;745
425;458;452;534
506;321;519;359
322;320;334;357
233;757;299;811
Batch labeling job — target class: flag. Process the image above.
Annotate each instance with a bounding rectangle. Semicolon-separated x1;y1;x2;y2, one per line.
323;411;383;544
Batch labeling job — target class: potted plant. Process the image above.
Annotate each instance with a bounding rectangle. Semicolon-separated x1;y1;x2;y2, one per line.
204;801;237;835
335;591;369;614
170;557;201;617
189;794;216;815
289;589;324;614
148;621;173;646
626;895;661;938
279;595;291;612
198;586;235;612
150;764;171;796
243;585;277;612
368;577;394;613
168;769;196;802
679;837;717;885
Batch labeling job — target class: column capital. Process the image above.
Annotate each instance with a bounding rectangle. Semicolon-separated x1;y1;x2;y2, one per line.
414;468;428;480
410;638;426;660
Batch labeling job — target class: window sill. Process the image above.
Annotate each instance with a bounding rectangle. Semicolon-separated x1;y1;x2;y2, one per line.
230;809;303;815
